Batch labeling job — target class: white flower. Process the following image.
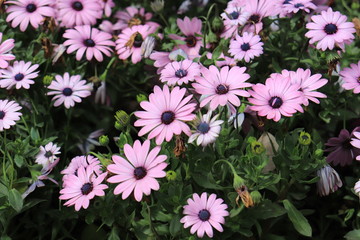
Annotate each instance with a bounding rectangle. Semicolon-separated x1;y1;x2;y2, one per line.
35;142;61;167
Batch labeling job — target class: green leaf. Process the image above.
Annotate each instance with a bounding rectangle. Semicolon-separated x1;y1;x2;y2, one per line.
169;215;181;237
283;200;312;237
108;227;120;240
30;128;40;141
14;155;24;168
8;189;23;212
345;230;360;240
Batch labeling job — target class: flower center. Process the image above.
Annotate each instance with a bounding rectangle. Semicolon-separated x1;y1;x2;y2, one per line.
44;151;53;158
249;14;260;23
357;76;360;83
185;35;197;48
0;111;5;119
175;69;188;78
283;0;291;4
81;183;93;195
84;39;95;47
324;24;338;34
197;122;210;134
161;111;175;125
269;96;283;109
62;87;73;96
72;1;83;11
342;139;353;150
216;84;229;95
241;43;251;51
133;34;143;48
128;14;144;27
198;209;211;221
229;11;240;20
26;3;37;13
134;167;147;180
294;3;304;8
14;73;25;81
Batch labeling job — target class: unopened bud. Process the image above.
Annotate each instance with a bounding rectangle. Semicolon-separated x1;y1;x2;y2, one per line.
136;94;147;103
212;16;224;32
151;0;164;13
43;75;53;86
250;190;262;205
166;170;177;181
99;135;109;146
299;131;311;145
114;110;130;130
315;149;323;157
251;141;265;154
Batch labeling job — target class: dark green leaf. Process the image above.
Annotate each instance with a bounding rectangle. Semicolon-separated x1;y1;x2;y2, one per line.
8;189;23;212
283;200;312;237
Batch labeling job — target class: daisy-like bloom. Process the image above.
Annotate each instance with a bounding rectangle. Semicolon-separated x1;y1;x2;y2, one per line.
273;68;328;106
160;60;201;86
114;6;159;31
47;72;92;109
0;61;39;89
220;6;251;39
56;0;102;28
229;32;264;63
305;8;356;51
59;165;107;211
180;192;229;238
0;33;15;69
6;0;55;32
354;179;360;197
134;85;196;145
100;0;115;17
169;17;203;58
150;49;188;74
282;0;317;14
325;128;360;166
316;164;342;197
350;131;360;161
107;140;167;202
193;65;251;110
116;25;158;64
35;142;61;166
63;25;115;62
340;61;360;94
0;100;22;131
188;111;224;147
248;74;304;122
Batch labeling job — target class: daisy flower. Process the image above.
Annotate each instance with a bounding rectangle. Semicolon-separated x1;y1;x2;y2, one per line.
180;192;229;238
316;164;342;196
160;60;201;86
150;49;188;74
283;0;317;14
0;33;15;69
47;72;92;109
0;61;39;89
35;142;61;167
100;0;115;17
59;165;108;211
169;17;203;58
351;131;360;161
6;0;55;32
107;140;168;202
248;73;304;122
56;0;102;28
192;65;251;110
114;6;159;31
340;61;360;94
229;32;264;62
220;6;251;39
188;111;224;147
63;25;115;62
305;8;356;51
116;25;158;64
0;100;22;131
134;85;196;145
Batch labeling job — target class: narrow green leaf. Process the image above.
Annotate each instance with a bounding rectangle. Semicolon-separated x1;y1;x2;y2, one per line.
283;199;312;237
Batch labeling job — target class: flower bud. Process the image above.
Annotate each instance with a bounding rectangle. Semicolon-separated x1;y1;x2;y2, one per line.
247;136;257;144
212;16;224;32
136;93;147;103
114;110;130;130
151;0;164;13
250;190;262;205
166;170;177;181
43;75;53;86
251;141;265;154
299;131;311;145
316;164;342;196
233;174;245;189
99;135;109;146
315;149;323;157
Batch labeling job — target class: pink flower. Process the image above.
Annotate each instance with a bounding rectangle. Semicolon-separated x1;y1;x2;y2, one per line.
100;0;115;17
340;61;360;94
206;52;236;68
351;131;360;161
249;74;304;122
0;61;39;89
0;99;22;131
134;85;196;145
150;49;188;74
160;60;201;86
242;0;277;34
35;142;61;167
107;140;167;202
114;6;159;31
56;0;102;28
116;25;158;64
305;8;356;51
47;72;92;109
220;6;250;39
192;65;251;110
63;25;115;62
229;32;264;62
59;165;108;211
6;0;55;32
169;17;203;58
283;0;317;14
0;33;15;69
180;192;229;238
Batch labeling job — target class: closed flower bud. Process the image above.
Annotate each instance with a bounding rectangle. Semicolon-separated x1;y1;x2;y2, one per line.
299;131;311;145
43;75;53;86
250;190;262;205
316;164;342;197
251;141;265;154
212;16;224;32
233;174;245;189
114;110;130;130
315;149;323;157
150;0;164;13
99;135;109;146
247;136;257;144
136;94;147;103
166;170;177;181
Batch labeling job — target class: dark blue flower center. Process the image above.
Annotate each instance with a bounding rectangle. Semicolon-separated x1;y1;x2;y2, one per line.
26;3;37;13
84;39;95;47
324;24;338;34
81;183;93;195
15;73;24;81
269;96;283;109
133;34;143;48
294;3;304;8
0;111;5;120
185;35;197;48
62;87;73;96
283;0;292;4
249;14;260;23
161;111;175;125
198;209;211;221
197;122;210;134
229;11;240;20
134;167;147;180
72;1;83;11
241;43;251;51
44;151;53;158
216;84;229;95
175;69;188;78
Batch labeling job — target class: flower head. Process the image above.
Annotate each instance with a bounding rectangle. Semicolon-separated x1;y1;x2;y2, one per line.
114;6;159;31
229;32;264;62
220;5;250;39
282;0;317;14
160;60;201;86
107;140;167;201
35;142;61;167
340;61;360;94
0;61;39;89
0;33;15;69
0;100;22;131
316;164;342;196
180;192;229;238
